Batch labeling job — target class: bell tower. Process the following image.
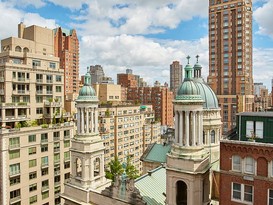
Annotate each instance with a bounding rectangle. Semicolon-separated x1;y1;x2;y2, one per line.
62;69;110;204
166;56;211;205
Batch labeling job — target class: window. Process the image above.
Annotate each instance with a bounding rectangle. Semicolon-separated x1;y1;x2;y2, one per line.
42;191;49;199
56;86;62;92
41;168;49;176
41;156;48;167
269;189;273;205
245;157;255;174
41;133;48;143
28;147;36;155
33;60;41;67
64;162;70;169
246;121;263;139
211;130;215;143
29;159;37;168
49;62;56;69
9;137;20;149
9;150;20;159
29;195;37;204
10;176;20;186
64;140;70;148
64;151;70;161
10;163;20;175
41;144;48;152
28;135;36;142
10;189;21;200
56;75;62;82
29;183;37;192
232;155;241;172
232;183;253;203
29;172;37;180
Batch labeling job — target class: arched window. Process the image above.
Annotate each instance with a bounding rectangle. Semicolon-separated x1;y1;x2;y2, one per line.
23;47;29;53
15;46;22;52
245;156;255;174
94;157;100;177
211;130;216;143
76;158;82;177
176;181;187;205
232;155;241;172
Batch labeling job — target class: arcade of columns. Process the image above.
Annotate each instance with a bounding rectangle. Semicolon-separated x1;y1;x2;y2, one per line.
175;110;203;147
77;106;98;134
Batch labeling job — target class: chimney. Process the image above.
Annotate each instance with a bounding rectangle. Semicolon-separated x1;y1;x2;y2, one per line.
18;22;25;38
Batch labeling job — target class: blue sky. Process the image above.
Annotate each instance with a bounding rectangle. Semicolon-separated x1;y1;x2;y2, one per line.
1;0;273;90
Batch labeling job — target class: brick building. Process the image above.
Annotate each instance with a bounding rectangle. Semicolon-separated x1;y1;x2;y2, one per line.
220;112;273;204
127;86;174;127
117;73;138;88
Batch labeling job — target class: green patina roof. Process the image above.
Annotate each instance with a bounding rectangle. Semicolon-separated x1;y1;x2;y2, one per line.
143;144;171;163
140;105;147;109
193;63;202;70
135;167;166;205
194;81;219;109
175;80;203;101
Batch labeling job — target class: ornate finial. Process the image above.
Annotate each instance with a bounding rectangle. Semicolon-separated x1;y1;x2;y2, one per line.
186;55;190;64
196;55;199;63
87;66;90;73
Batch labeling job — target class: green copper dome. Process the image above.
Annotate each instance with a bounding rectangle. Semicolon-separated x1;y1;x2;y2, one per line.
76;67;98;102
195;81;219;109
176;80;203;101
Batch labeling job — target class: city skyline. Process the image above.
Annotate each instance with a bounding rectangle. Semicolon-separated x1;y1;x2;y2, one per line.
1;0;273;88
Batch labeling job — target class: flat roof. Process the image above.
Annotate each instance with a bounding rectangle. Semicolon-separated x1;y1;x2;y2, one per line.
237;112;273;117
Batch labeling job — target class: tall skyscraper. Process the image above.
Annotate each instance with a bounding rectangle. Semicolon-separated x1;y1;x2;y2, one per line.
170;61;183;97
54;27;79;97
208;0;254;133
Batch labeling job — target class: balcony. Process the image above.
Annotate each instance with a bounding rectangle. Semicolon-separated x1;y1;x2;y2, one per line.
44;101;61;107
46;80;53;83
46;91;53;95
10;196;21;204
0;102;29;108
41;185;49;192
9;144;20;150
36;79;43;83
41;139;48;144
17;77;25;82
9;170;20;177
41;162;49;168
54;160;60;165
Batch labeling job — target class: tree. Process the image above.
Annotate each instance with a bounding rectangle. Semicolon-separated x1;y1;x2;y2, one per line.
105;156;123;181
52;115;56;124
125;156;139;179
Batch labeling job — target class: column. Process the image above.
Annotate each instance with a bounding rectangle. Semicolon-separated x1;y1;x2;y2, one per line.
199;111;203;145
185;111;189;146
179;111;183;146
192;111;196;146
90;109;93;133
92;108;95;132
77;108;80;133
175;112;178;143
95;108;98;133
86;108;89;134
81;108;84;134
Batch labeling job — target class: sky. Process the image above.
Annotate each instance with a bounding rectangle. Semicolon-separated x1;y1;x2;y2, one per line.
1;0;273;89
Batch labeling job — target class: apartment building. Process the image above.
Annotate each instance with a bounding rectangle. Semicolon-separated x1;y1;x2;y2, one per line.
127;86;174;127
93;83;122;103
54;27;79;97
98;104;161;174
0;23;73;205
208;0;254;133
170;61;183;97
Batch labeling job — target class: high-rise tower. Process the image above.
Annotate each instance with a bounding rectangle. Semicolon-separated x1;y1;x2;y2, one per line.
208;0;254;133
54;27;79;98
170;61;183;98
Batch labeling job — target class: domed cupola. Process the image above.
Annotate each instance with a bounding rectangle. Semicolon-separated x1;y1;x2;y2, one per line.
176;56;203;102
190;55;219;109
77;68;98;102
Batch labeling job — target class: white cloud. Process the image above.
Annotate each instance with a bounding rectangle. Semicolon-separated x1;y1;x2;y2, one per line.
65;0;208;36
80;34;209;85
254;0;273;37
5;0;46;8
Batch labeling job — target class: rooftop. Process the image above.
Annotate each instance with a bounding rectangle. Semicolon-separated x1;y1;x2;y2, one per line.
237;112;273;117
135;166;166;205
141;143;171;163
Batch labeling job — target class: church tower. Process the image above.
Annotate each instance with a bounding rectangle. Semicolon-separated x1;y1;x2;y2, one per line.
166;56;211;205
62;68;111;204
